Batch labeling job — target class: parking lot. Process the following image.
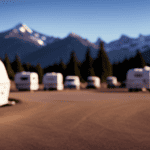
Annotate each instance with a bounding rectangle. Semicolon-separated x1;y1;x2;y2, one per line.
1;88;150;150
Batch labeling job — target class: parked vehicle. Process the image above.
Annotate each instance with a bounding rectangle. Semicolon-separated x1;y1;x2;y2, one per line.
15;71;39;91
0;60;10;106
126;67;150;92
43;72;64;90
106;76;118;88
86;76;100;89
64;76;80;90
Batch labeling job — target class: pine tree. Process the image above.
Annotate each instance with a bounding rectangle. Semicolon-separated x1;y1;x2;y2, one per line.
120;57;129;82
3;53;15;80
66;51;81;78
94;41;113;83
128;56;136;69
52;62;59;73
35;63;43;84
133;49;146;68
58;59;67;82
26;62;32;71
81;46;95;81
11;54;24;73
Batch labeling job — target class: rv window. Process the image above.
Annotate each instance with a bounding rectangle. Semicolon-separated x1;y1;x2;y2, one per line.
21;77;28;80
106;79;112;82
134;74;142;77
66;79;74;82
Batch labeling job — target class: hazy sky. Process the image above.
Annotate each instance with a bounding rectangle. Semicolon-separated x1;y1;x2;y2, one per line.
0;0;150;43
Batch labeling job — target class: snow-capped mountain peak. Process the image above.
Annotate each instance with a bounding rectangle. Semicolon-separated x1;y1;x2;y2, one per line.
14;23;33;34
4;23;54;46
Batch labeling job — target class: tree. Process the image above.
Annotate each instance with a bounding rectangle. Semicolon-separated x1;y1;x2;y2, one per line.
22;62;32;72
11;54;24;73
119;57;129;82
133;49;146;68
58;59;67;82
81;46;95;81
35;63;43;84
51;62;59;72
94;41;113;83
3;53;15;80
66;51;81;78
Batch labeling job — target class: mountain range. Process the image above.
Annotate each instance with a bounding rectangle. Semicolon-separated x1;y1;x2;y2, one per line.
0;23;150;68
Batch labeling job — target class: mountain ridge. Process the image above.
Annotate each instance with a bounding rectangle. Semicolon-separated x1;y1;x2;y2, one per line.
1;23;150;68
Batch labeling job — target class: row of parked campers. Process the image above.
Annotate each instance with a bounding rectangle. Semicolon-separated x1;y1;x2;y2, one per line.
0;58;118;106
14;72;103;91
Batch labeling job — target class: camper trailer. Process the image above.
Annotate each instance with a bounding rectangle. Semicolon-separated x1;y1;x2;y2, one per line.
15;71;39;91
106;76;118;88
43;72;64;90
86;76;100;89
126;67;150;92
0;60;10;106
64;76;80;90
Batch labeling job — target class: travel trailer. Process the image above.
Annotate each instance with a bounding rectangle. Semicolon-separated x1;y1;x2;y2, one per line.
43;72;64;90
86;76;100;89
106;76;118;88
126;66;150;92
64;76;80;90
15;71;39;91
0;60;10;106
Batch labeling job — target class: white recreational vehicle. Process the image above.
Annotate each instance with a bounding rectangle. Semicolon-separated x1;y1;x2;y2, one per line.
64;76;80;90
0;60;10;106
86;76;100;89
126;66;150;92
106;76;118;88
43;72;64;90
15;71;39;91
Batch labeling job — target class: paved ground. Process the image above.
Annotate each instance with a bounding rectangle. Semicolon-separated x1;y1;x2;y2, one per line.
1;89;150;150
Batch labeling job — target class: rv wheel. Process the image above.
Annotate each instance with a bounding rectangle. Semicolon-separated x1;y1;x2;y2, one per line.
107;85;110;88
128;89;132;92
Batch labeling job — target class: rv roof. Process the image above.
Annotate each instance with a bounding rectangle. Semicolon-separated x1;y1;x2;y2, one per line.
134;68;143;71
87;76;99;79
45;72;60;76
106;76;116;79
66;76;78;79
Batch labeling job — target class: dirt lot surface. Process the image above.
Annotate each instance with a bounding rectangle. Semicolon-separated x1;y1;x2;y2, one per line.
1;89;150;150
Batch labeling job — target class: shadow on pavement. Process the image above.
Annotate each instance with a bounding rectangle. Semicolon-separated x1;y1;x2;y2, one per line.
0;98;22;107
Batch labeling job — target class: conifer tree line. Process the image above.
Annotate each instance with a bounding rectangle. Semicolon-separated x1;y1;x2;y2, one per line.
1;41;147;84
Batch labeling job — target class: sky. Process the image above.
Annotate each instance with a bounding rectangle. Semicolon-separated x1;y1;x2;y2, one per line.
0;0;150;43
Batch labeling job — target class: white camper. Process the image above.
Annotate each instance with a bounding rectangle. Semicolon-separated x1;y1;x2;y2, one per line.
64;76;80;90
0;60;10;106
43;72;64;90
86;76;100;89
126;67;150;91
106;76;118;88
15;71;39;91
